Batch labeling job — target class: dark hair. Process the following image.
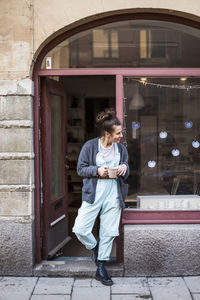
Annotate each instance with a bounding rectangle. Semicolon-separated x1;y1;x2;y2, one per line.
96;107;121;136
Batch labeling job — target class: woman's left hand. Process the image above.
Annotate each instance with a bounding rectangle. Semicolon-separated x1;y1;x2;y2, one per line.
117;164;127;176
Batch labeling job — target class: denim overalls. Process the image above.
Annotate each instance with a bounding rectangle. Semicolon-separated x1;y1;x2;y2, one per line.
72;138;121;261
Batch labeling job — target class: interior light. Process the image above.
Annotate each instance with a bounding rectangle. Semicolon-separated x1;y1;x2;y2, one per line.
171;149;180;157
159;131;168;139
140;77;147;83
184;121;193;128
132;121;140;129
180;77;187;82
192;140;200;148
148;160;156;168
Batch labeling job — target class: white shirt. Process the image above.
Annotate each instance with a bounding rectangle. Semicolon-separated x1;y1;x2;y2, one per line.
99;141;115;162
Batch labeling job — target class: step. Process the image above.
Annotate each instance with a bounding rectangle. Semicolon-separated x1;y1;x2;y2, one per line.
34;260;124;277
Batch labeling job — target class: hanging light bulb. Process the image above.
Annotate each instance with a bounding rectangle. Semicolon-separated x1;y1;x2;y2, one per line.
180;77;187;82
192;140;200;148
171;149;180;157
184;121;193;128
148;160;156;168
159;131;168;139
129;84;144;110
132;121;140;129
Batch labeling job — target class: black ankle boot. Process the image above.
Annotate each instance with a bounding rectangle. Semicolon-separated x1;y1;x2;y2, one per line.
92;243;99;266
95;260;113;286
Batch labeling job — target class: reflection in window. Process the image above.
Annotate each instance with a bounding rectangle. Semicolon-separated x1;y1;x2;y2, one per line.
124;77;200;210
93;29;119;58
41;20;200;69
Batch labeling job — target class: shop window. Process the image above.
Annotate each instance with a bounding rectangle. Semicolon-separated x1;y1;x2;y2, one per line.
41;20;200;69
123;77;200;210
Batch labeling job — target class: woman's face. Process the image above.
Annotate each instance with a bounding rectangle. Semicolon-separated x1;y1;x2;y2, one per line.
107;125;123;143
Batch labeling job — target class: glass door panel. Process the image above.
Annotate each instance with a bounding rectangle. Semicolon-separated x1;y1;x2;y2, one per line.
51;94;63;200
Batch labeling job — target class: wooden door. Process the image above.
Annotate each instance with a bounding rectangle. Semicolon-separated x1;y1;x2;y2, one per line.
41;78;70;259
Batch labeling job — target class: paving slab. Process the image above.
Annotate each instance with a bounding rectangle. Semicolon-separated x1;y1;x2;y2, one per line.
74;278;92;287
193;295;200;300
0;277;37;300
184;276;200;293
33;277;74;295
111;277;150;296
71;287;110;300
112;295;152;300
31;296;70;300
148;277;193;300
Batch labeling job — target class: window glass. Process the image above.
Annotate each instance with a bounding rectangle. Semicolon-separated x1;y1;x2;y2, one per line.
41;20;200;69
51;94;63;200
123;77;200;210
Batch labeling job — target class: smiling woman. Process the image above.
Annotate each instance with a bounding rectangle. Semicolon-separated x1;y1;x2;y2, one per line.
72;108;129;285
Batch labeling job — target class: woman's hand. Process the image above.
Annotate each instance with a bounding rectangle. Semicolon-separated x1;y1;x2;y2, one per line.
117;164;127;176
97;166;108;177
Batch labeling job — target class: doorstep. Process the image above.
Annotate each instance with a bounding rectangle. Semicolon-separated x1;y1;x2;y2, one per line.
34;260;124;277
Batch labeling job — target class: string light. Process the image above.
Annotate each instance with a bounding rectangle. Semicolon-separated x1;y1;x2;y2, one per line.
127;78;200;90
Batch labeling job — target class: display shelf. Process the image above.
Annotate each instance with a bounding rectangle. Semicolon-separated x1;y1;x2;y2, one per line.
66;95;85;207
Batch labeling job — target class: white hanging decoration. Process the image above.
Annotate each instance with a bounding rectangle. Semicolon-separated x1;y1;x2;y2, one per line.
132;121;140;129
159;131;168;139
171;149;180;157
148;160;156;168
192;140;200;148
184;121;193;129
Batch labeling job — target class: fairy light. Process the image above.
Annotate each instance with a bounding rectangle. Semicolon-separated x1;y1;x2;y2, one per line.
180;77;187;82
128;78;200;90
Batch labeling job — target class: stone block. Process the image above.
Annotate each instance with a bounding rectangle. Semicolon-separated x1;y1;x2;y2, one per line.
148;277;193;300
0;159;33;185
33;278;74;294
112;296;152;300
0;95;33;120
0;217;34;276
111;277;150;295
71;287;110;300
184;276;200;293
124;224;200;276
0;79;34;96
34;261;123;277
31;296;71;300
0;191;32;216
0;128;33;152
0;277;37;300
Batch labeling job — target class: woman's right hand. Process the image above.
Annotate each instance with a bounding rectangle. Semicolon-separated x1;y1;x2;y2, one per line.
97;166;108;177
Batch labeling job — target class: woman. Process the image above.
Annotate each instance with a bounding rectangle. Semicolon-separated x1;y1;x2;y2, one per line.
72;108;129;286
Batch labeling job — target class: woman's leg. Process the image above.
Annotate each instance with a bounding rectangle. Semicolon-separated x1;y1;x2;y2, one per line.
98;204;121;261
72;200;101;250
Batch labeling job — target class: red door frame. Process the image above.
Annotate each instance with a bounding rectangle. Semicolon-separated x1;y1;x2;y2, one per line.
41;78;68;259
34;68;200;263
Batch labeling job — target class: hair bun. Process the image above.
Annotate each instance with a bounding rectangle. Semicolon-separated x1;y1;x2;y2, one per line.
96;108;116;123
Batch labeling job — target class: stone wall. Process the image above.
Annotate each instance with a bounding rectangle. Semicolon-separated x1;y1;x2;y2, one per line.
124;224;200;276
0;78;34;276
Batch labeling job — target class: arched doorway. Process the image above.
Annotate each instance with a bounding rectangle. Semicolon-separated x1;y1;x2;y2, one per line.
33;13;200;265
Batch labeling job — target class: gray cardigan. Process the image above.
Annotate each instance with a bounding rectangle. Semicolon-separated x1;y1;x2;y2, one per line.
76;137;129;208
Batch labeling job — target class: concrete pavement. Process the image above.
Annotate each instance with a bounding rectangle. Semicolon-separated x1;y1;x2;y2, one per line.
0;276;200;300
